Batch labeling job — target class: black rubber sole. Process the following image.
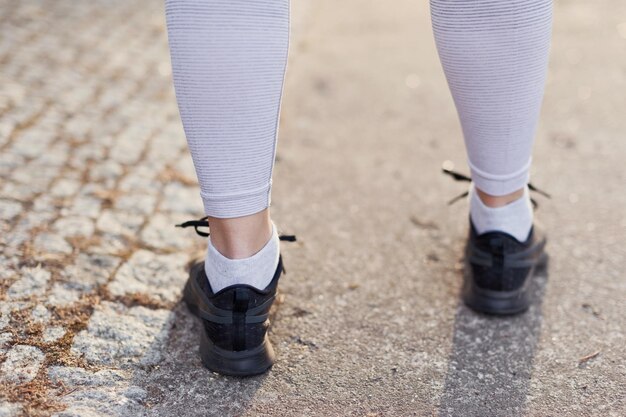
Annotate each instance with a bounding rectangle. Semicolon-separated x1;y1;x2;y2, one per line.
462;253;548;316
183;273;275;377
198;329;274;377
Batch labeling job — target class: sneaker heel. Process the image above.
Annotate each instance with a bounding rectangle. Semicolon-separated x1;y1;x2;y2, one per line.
199;331;275;377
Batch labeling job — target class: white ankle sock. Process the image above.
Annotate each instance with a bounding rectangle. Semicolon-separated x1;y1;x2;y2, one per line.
204;222;280;293
469;184;533;242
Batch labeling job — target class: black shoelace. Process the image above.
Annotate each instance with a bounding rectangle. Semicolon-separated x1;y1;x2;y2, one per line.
442;163;550;208
175;215;297;242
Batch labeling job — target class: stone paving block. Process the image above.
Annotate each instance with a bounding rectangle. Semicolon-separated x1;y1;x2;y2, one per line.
108;250;187;303
48;366;145;417
172;155;198;181
31;304;51;324
0;402;22;417
48;366;130;387
0;344;45;384
0;333;12;354
9;129;55;159
52;216;95;238
160;183;203;215
62;253;121;291
96;209;145;237
47;283;83;307
7;266;50;300
32;194;60;217
68;145;109;172
11;164;59;193
33;232;73;256
114;193;158;216
50;178;82;198
12;213;56;244
43;326;66;343
70;301;172;367
140;213;193;251
145;133;185;164
118;166;161;193
0;181;38;201
0;153;25;176
89;160;124;186
61;195;103;219
0;226;30;256
0;304;12;331
35;142;71;168
89;233;130;256
0;199;22;220
109;133;148;166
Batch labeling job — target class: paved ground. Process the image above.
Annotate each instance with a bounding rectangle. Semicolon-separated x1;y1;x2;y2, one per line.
0;0;624;416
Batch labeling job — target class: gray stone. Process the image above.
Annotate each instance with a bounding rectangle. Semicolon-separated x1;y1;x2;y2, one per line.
89;232;129;256
11;164;59;192
43;326;66;343
9;129;55;158
62;253;121;291
160;183;203;215
8;266;50;299
0;402;22;417
109;136;146;165
96;209;144;237
48;366;144;417
11;213;55;241
0;181;37;201
47;283;83;307
140;213;192;250
0;304;12;331
50;178;81;198
0;199;22;220
108;250;187;303
33;233;73;255
31;304;51;324
61;195;102;219
114;193;157;216
0;333;12;354
89;160;123;184
52;216;95;238
173;154;197;180
35;142;70;168
0;153;25;177
32;194;59;217
0;344;45;384
71;301;172;367
118;166;160;193
48;366;130;387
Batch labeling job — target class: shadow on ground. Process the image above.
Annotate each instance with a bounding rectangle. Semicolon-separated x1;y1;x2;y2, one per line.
438;263;549;417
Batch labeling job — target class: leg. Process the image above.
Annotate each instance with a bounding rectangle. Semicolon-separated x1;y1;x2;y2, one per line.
164;0;289;291
430;0;552;314
431;0;552;241
164;0;290;376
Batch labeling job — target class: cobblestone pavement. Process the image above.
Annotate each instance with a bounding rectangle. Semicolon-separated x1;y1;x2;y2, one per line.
0;1;206;415
1;0;625;416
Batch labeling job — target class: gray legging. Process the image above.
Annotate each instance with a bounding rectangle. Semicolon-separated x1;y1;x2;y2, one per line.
164;0;553;218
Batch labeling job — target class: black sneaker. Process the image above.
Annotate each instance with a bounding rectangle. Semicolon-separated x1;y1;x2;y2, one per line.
183;257;284;376
441;163;550;315
175;216;296;377
462;219;547;315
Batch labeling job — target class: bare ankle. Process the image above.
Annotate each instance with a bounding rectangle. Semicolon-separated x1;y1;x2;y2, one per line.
475;187;525;208
207;209;272;259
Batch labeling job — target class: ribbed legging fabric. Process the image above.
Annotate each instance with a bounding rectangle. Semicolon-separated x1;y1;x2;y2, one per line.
164;0;552;218
164;0;289;218
431;0;553;195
